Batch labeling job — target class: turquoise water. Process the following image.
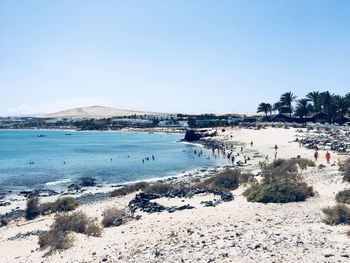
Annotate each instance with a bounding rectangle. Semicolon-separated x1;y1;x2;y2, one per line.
0;130;224;190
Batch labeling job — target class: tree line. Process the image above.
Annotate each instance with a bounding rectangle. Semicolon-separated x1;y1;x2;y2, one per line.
257;91;350;123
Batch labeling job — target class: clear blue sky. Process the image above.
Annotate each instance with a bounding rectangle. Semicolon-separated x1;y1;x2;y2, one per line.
1;0;350;116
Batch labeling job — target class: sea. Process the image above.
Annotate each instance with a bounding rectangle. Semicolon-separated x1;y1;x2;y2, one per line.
0;130;226;191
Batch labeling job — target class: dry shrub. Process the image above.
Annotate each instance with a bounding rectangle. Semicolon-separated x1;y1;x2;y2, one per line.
40;197;79;215
110;182;149;197
339;158;350;182
102;207;126;227
322;205;350;225
336;189;350;204
25;197;40;220
39;211;102;253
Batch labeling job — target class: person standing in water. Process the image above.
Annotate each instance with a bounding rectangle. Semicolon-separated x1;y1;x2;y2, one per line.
314;150;319;162
325;151;331;164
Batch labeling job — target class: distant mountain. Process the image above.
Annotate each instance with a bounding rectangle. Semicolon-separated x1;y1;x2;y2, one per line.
45;106;169;119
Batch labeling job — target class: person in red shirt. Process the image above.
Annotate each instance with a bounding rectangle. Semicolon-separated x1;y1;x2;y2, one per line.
325;151;331;164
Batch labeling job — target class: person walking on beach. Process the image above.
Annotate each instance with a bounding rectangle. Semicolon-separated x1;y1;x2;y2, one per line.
250;141;253;147
314;150;319;162
274;151;277;160
325;151;331;164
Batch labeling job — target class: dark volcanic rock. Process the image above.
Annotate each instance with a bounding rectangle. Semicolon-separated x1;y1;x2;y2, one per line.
184;129;205;142
183;129;217;142
67;183;82;191
19;189;58;198
8;230;46;240
128;188;233;214
79;177;96;187
0;209;25;224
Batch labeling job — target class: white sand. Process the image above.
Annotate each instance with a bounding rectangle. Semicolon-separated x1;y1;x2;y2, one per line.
1;127;350;262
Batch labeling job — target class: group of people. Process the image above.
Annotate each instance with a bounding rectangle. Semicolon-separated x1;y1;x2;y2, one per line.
142;155;155;163
314;150;332;164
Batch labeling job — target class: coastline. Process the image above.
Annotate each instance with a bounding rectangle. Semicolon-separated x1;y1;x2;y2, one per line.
1;126;350;262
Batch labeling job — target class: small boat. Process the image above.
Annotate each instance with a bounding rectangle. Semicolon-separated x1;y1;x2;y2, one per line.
37;134;46;137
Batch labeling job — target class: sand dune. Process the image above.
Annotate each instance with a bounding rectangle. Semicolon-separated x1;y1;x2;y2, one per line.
45;106;169;119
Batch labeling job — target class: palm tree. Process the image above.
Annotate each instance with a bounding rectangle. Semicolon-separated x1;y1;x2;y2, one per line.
295;99;312;121
319;91;337;122
306;91;321;113
280;92;297;117
257;103;272;117
333;95;349;123
272;101;282;114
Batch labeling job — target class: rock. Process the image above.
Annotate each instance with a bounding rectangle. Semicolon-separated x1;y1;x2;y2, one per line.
0;201;11;207
67;183;82;191
8;230;46;241
79;177;96;187
19;189;58;198
0;219;8;227
183;129;217;142
201;201;215;207
0;209;25;223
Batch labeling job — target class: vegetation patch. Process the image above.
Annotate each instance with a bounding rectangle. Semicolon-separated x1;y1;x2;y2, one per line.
39;211;102;253
101;207;126;227
40;197;79;215
244;182;313;203
201;169;246;192
336;189;350;205
110;182;149;197
244;159;314;203
25;197;40;220
339;158;350;183
322;205;350;225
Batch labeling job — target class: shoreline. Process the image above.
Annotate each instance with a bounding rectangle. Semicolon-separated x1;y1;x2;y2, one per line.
1;126;350;262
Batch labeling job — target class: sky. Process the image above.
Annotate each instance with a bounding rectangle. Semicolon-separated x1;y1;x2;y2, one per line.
1;0;350;116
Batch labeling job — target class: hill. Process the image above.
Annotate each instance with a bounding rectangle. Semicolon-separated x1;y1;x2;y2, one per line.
45;106;168;119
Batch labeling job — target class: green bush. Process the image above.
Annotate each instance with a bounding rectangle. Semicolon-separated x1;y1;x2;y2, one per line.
40;197;80;215
244;182;314;203
101;208;126;227
110;182;149;197
336;189;350;204
25;197;40;220
39;211;102;253
244;158;314;203
201;169;241;191
322;205;350;225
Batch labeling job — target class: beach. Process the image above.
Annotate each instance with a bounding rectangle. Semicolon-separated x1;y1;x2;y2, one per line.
1;127;350;262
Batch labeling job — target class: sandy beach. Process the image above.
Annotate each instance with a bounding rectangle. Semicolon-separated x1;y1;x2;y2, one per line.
1;127;350;262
